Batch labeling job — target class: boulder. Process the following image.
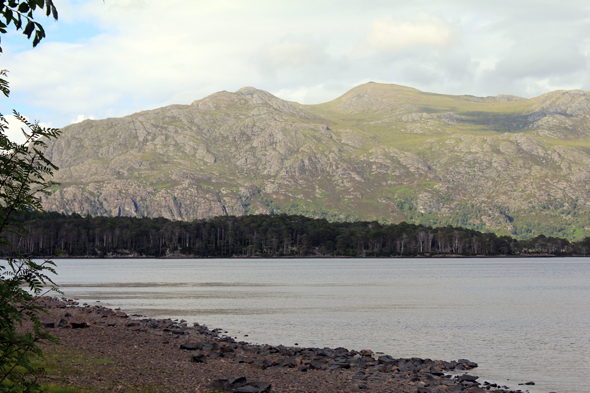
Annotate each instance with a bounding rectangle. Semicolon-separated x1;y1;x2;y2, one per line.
279;358;297;368
251;358;273;370
228;376;248;387
308;360;326;370
238;382;271;393
457;374;479;383
457;359;478;368
191;354;207;363
180;342;200;350
377;355;397;365
329;360;351;369
427;366;444;376
68;322;89;329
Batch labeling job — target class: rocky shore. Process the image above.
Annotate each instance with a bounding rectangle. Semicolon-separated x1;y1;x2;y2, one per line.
34;297;533;393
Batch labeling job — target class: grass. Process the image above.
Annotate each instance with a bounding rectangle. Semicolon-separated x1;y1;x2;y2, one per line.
41;384;88;393
1;345;107;393
1;344;158;393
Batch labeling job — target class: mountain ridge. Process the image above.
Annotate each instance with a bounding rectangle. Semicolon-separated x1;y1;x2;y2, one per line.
41;82;590;240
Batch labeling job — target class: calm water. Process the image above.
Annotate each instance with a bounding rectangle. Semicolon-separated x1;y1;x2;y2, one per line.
38;258;589;393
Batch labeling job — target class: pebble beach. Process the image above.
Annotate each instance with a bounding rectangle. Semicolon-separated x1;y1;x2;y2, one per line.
27;296;537;393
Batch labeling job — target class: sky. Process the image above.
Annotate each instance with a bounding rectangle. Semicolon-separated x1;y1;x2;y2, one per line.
2;0;590;141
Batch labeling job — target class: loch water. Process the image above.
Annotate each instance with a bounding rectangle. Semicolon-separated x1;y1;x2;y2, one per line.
45;257;589;393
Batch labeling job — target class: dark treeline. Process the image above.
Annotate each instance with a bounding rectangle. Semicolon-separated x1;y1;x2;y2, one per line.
2;212;590;258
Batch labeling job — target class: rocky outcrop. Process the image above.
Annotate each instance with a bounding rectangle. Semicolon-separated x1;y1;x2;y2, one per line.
41;83;590;240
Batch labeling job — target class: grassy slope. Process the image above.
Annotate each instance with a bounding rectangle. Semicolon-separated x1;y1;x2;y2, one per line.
293;83;590;240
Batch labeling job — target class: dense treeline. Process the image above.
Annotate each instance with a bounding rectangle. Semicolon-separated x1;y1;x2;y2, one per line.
1;212;590;258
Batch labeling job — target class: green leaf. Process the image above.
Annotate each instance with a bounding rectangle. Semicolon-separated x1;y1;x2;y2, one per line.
5;9;13;24
23;20;35;37
18;2;30;13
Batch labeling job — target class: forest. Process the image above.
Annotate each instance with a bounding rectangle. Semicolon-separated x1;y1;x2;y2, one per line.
1;211;589;258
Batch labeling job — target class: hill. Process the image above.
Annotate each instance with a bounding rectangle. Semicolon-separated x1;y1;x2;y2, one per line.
41;83;590;240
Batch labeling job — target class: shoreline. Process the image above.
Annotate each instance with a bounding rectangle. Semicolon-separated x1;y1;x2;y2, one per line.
23;253;590;259
33;296;529;393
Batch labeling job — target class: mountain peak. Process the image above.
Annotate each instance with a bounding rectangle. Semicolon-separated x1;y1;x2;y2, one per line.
236;86;265;95
233;86;312;119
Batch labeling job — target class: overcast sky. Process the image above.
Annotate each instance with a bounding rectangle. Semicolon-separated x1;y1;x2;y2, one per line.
2;0;590;138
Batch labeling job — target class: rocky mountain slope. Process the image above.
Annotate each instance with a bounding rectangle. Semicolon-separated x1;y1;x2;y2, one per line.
41;83;590;240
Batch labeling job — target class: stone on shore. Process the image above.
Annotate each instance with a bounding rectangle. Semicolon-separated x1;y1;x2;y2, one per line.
30;296;521;393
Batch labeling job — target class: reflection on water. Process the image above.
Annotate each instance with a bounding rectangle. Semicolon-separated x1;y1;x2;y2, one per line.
40;257;590;393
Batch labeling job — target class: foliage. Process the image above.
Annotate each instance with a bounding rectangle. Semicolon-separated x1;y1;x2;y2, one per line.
0;0;58;53
0;258;59;392
0;109;62;392
0;1;61;391
0;1;58;97
4;211;589;258
0;112;61;247
0;110;61;392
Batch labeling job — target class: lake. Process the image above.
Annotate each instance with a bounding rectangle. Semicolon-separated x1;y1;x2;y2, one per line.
39;257;589;393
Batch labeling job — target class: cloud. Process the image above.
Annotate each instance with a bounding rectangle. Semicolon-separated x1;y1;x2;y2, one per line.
274;81;359;105
254;37;350;85
3;1;590;125
258;38;326;69
2;115;29;144
2;0;262;125
493;42;586;80
71;114;95;124
1;115;52;144
367;14;458;52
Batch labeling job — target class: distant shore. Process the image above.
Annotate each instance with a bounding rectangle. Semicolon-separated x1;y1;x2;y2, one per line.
29;252;589;259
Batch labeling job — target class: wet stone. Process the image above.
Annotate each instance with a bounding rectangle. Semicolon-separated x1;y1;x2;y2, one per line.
458;359;478;368
457;374;479;383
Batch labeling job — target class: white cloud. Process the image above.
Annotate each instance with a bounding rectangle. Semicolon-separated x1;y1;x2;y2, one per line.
3;1;590;126
259;39;326;69
494;42;586;80
1;115;53;144
367;14;458;52
71;114;95;124
2;115;29;144
275;81;361;105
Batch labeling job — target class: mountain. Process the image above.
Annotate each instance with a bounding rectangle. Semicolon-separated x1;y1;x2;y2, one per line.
41;83;590;240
